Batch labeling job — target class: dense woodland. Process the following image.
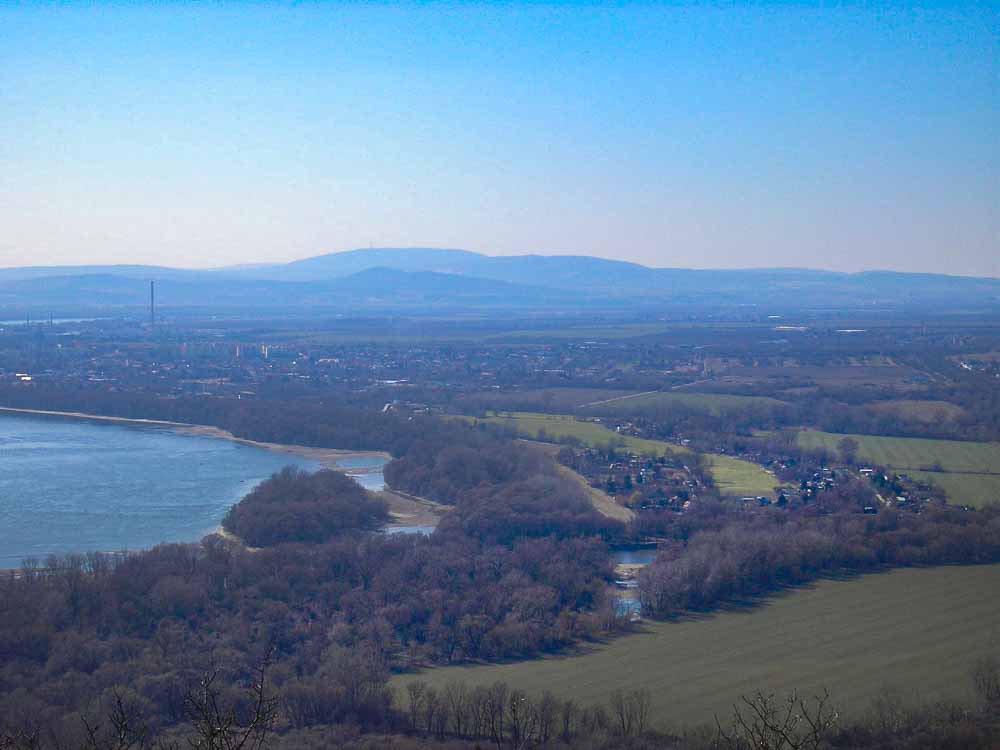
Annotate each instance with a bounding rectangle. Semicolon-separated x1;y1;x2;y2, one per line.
222;468;389;547
3;651;999;749
0;384;422;453
2;384;1000;747
638;501;1000;617
0;392;625;746
0;514;620;746
0;385;613;524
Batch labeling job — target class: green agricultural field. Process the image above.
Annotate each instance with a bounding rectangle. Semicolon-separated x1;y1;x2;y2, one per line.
870;399;967;423
796;430;1000;507
709;454;783;496
796;430;1000;474
585;391;787;417
392;565;1000;728
458;388;644;412
909;471;1000;508
461;412;689;456
460;412;782;497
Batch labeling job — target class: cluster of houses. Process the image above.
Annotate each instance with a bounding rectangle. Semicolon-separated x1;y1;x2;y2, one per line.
861;467;946;510
558;446;703;512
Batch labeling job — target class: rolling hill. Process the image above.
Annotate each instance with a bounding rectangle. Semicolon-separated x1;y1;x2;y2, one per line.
1;247;998;316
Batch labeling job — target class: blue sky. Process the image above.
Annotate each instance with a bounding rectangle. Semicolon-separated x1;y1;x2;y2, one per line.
1;2;997;275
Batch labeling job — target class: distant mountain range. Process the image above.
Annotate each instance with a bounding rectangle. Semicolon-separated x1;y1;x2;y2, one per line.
1;248;998;317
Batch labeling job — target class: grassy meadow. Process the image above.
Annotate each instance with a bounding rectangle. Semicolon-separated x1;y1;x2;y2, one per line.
796;430;1000;507
392;564;1000;728
908;471;1000;508
870;399;967;423
796;430;1000;474
460;412;783;497
585;390;787;416
457;388;644;412
708;454;783;496
461;412;689;456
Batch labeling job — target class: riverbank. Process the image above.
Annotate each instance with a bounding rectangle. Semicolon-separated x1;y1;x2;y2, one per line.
0;406;442;532
0;406;389;465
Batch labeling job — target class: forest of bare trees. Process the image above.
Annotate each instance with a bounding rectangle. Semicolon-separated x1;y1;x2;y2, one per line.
2;385;999;748
4;657;999;749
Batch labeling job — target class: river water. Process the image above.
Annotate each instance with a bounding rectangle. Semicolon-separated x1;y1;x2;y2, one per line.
0;413;322;566
335;456;387;491
611;548;657;618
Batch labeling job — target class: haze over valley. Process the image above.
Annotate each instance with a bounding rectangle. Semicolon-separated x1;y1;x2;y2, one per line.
2;3;998;749
2;247;999;317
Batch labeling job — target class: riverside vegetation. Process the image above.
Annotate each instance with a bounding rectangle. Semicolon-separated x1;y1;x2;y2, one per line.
0;389;999;748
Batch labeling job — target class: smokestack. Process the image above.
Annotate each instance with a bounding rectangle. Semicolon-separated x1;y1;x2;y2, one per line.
150;281;155;328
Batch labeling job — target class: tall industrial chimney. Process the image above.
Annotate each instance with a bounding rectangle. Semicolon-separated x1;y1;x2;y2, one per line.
150;281;155;328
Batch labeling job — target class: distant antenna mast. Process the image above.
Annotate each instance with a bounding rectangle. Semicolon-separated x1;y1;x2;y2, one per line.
150;281;155;328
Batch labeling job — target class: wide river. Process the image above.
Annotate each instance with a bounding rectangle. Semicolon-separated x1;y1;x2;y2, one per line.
0;413;327;567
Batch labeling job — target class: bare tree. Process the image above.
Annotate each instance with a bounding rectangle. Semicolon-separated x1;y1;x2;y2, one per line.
0;727;40;750
506;689;538;750
405;682;427;733
421;686;441;737
972;655;1000;712
609;688;651;737
836;437;859;465
629;688;651;735
535;692;558;745
431;691;449;740
82;689;149;750
610;689;632;736
715;689;838;750
468;685;491;739
486;681;509;750
865;685;910;736
443;681;470;737
578;704;608;737
184;658;278;750
559;699;578;743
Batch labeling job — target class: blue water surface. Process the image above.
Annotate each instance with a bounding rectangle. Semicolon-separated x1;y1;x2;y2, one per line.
0;413;318;566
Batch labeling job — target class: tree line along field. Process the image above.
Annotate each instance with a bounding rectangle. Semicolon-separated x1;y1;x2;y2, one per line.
909;471;1000;509
462;412;688;455
392;564;1000;729
796;430;1000;473
583;390;788;416
796;430;1000;507
455;387;646;413
870;399;968;423
456;388;790;416
458;412;783;497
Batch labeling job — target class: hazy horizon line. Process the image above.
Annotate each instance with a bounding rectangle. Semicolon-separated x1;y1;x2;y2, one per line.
1;247;999;281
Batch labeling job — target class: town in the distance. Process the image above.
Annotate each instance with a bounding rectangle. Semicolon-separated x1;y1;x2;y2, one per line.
3;0;998;744
1;246;999;750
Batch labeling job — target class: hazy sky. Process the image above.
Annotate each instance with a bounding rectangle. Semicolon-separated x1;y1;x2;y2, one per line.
2;2;997;275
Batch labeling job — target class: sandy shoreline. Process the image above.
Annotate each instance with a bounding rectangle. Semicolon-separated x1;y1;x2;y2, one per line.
0;405;390;465
0;405;444;530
